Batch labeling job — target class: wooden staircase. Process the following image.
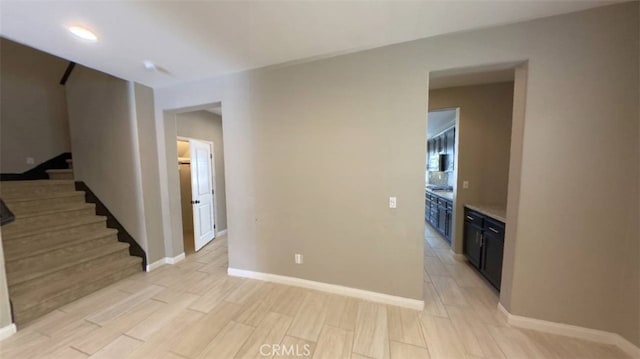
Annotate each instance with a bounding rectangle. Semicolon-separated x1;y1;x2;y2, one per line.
0;171;142;326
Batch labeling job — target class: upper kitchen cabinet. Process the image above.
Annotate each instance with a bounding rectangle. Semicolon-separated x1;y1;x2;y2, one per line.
426;127;456;172
445;127;455;172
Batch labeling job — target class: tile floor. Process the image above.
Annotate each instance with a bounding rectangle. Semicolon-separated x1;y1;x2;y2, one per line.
0;228;631;358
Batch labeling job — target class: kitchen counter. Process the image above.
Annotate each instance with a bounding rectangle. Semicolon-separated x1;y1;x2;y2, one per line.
464;204;507;223
425;188;454;201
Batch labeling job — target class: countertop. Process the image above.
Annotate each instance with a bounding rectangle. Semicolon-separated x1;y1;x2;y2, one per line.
464;204;507;223
425;188;454;201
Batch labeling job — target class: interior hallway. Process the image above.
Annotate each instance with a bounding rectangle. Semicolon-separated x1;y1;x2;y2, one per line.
0;231;630;359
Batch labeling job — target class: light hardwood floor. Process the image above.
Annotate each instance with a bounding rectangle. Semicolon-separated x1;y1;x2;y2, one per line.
0;228;631;359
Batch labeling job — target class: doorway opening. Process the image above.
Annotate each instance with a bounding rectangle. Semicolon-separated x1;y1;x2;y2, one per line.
425;108;459;247
424;62;525;299
174;106;227;254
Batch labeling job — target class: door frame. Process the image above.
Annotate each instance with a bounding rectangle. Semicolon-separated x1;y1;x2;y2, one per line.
177;135;218;250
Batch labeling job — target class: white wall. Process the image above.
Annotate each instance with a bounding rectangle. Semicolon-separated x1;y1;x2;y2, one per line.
152;3;639;345
0;38;70;173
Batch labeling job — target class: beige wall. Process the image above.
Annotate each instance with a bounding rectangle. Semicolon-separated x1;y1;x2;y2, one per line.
428;82;514;252
0;231;13;329
66;66;153;261
0;38;70;173
133;83;165;262
500;65;528;313
175;111;227;232
153;3;639;344
177;141;194;236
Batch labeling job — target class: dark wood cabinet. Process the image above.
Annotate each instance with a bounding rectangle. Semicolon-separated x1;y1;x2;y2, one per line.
445;128;455;172
426;126;456;172
425;192;453;244
463;207;505;291
463;210;483;268
481;222;504;289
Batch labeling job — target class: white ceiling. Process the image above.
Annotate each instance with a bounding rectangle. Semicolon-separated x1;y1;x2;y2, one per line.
430;68;515;90
205;107;222;116
0;1;613;88
428;109;457;137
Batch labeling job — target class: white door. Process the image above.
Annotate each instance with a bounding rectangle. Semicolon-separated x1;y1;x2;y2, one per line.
190;139;216;251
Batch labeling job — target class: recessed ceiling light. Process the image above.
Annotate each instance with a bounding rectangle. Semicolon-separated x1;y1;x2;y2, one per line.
143;60;157;71
67;26;98;42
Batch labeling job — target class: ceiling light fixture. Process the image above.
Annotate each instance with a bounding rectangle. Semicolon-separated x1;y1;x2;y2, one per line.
67;25;98;42
143;60;157;71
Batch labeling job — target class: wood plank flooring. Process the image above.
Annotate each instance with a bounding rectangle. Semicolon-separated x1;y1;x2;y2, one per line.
0;229;631;358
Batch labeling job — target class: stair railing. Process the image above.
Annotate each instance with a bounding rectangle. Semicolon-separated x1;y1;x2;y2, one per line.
0;199;15;226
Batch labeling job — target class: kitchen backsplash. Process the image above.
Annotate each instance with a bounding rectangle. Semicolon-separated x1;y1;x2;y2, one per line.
427;171;455;187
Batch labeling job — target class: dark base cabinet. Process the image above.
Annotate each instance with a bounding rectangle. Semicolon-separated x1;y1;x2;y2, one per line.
463;220;482;269
425;192;453;244
463;207;505;291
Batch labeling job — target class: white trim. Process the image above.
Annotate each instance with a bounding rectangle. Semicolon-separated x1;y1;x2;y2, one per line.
449;250;466;262
145;253;186;272
216;229;227;237
146;258;165;272
497;303;640;358
166;253;186;264
0;323;16;341
228;268;424;311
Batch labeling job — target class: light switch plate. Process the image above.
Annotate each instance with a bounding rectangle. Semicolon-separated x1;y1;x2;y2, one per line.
26;157;35;165
389;196;397;208
463;181;469;189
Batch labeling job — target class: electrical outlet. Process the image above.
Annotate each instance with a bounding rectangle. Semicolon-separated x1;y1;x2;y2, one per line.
389;196;397;209
463;181;469;189
294;253;303;264
26;157;35;165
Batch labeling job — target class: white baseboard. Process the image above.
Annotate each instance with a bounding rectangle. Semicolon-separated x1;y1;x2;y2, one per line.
228;267;424;311
449;250;466;262
0;323;16;341
146;253;186;272
216;229;228;237
498;303;640;358
166;253;185;264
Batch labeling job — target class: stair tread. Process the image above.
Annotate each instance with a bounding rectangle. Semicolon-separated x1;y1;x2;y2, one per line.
0;179;74;186
3;191;84;203
2;214;106;240
2;176;142;326
0;180;76;198
8;241;130;287
4;228;119;262
13;203;94;219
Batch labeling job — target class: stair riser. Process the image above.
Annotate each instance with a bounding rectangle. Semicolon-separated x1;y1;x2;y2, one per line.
12;263;141;326
48;173;74;180
6;235;120;273
8;249;133;297
0;183;76;197
7;242;130;287
4;230;118;262
2;219;107;243
3;208;97;237
5;194;86;215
